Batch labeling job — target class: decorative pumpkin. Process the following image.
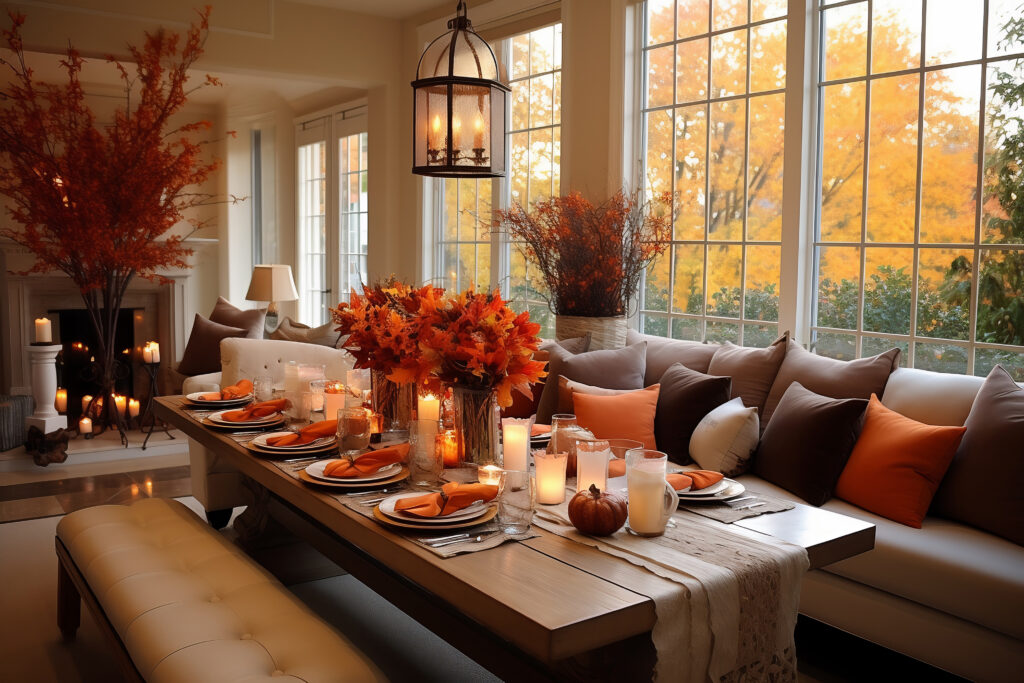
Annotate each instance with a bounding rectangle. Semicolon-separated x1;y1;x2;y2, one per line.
568;484;628;536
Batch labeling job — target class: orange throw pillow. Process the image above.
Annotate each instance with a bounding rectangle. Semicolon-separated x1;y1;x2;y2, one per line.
835;395;966;528
573;385;660;450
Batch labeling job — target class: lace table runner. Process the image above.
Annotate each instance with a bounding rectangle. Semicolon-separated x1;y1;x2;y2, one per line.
534;502;809;683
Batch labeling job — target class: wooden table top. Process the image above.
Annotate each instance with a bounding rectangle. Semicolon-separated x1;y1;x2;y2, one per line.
155;397;875;665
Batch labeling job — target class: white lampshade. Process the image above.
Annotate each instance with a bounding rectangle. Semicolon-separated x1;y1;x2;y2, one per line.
246;264;299;303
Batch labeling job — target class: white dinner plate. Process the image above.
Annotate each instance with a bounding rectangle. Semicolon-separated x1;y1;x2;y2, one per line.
676;479;746;503
675;478;732;497
207;409;282;426
378;492;489;525
250;431;337;451
305;459;402;483
184;392;253;407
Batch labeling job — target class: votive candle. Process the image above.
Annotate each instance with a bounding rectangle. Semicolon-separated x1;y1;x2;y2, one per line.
78;416;92;434
417;393;440;422
477;464;503;486
535;450;568;505
439;429;459;467
34;317;52;343
501;420;529;473
114;394;127;417
55;388;67;413
128;398;140;418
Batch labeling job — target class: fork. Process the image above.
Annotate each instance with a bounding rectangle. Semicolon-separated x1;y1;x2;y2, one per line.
429;531;500;548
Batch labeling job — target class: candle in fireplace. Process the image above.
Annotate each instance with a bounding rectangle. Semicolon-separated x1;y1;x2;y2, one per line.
78;416;92;435
55;388;67;413
114;394;127;418
129;398;140;418
81;395;93;414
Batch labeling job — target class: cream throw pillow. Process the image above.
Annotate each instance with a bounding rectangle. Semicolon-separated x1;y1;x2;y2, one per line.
689;397;760;477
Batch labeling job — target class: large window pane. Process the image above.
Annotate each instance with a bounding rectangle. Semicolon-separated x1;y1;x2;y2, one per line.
866;75;918;244
823;2;868;82
820;82;866;243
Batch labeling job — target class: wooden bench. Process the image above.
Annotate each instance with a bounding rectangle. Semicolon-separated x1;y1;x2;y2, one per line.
56;498;384;682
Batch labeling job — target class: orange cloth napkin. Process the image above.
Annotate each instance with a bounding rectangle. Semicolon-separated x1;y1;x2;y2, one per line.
393;481;498;518
605;461;723;491
221;398;287;422
197;392;222;401
532;424;551;437
322;443;410;478
266;419;338;446
688;470;724;490
220;379;253;399
667;473;693;491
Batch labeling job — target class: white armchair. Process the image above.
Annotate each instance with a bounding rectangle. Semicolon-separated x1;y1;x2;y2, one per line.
184;337;354;527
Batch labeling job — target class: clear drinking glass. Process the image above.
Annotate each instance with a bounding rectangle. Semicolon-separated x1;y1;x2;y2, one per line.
284;391;312;424
310;379;330;417
548;414;578;454
607;438;644;459
625;449;678;537
409;419;442;487
253;375;274;402
338;407;371;456
498;470;536;534
575;439;611;493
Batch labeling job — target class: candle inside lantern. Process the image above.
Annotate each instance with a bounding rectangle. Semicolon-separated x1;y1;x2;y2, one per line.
78;416;92;434
535;450;568;505
473;112;485;149
501;420;529;473
439;429;459;467
430;113;443;153
114;394;127;417
417;393;440;422
478;464;503;486
55;388;67;413
34;317;52;343
129;398;140;418
81;395;93;414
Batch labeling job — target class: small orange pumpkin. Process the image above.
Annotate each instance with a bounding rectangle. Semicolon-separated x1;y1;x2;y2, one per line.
568;484;628;536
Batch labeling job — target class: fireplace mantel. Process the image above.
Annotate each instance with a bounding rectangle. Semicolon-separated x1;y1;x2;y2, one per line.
0;238;217;396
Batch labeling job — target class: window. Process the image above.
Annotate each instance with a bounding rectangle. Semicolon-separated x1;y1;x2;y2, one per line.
434;24;562;338
639;0;788;346
812;0;1024;378
295;104;369;326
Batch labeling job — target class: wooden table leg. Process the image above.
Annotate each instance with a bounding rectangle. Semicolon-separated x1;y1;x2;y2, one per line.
57;555;81;640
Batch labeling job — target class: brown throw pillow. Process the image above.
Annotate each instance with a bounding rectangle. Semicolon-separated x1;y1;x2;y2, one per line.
210;296;265;339
761;339;900;430
176;314;248;376
628;328;719;385
536;341;647;424
706;332;789;417
655;363;732;465
931;365;1024;545
754;381;868;506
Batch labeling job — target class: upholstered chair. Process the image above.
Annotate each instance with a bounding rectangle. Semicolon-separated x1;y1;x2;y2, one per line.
182;337;354;527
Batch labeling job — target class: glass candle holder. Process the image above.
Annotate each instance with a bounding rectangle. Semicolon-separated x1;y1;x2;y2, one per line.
338;407;371;456
534;449;568;505
575;439;611;493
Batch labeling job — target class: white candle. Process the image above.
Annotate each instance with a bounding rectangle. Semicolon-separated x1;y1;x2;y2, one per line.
81;395;93;414
150;342;160;363
576;441;611;494
114;394;127;417
142;343;153;363
478;464;503;486
501;422;529;473
34;317;52;343
129;398;140;417
78;416;92;434
55;388;67;413
535;451;568;505
417;393;440;422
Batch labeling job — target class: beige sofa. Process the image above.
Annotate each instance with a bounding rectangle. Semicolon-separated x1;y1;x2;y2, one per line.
183;337;354;526
626;333;1024;681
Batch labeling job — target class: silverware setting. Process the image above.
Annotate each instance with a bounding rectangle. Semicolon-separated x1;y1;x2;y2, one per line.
732;502;765;511
341;489;391;497
357;497;389;506
428;531;500;548
728;496;756;504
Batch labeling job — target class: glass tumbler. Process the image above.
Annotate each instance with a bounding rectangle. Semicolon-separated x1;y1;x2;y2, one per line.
253;375;274;402
409;419;442;487
498;470;536;534
338;407;371;457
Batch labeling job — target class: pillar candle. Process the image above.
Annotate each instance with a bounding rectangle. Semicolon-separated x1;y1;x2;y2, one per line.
501;421;529;473
417;393;440;422
439;429;459;467
34;317;52;343
535;450;568;505
142;343;153;363
129;398;140;418
55;388;68;413
81;395;93;414
324;383;346;420
150;342;160;363
114;394;127;417
78;416;92;434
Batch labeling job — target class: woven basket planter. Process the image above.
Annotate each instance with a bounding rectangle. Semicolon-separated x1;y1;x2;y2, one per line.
555;315;628;351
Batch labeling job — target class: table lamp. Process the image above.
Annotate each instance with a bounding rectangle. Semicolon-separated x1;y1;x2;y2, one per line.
245;264;299;333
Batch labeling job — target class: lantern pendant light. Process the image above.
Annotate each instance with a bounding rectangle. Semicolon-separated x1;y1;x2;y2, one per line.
412;0;509;177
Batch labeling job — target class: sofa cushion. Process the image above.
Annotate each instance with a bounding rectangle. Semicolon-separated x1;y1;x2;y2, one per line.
706;333;788;417
270;316;340;347
536;341;647;424
761;339;900;430
655;363;732;465
754;382;867;506
835;396;965;528
880;367;983;426
556;376;633;415
573;385;660;450
177;315;248;377
209;296;265;339
737;474;1024;642
628;329;719;385
931;365;1024;546
689;397;759;476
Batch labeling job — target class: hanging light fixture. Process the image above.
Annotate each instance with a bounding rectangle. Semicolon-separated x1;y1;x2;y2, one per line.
412;1;509;178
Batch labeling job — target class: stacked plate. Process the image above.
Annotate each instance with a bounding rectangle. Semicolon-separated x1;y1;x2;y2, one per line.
372;491;497;531
183;391;252;409
245;431;338;457
298;459;409;489
202;409;285;431
675;477;746;503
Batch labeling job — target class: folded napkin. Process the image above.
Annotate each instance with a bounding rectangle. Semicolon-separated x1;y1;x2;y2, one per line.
220;379;253;399
605;461;724;491
393;481;498;518
266;419;337;446
197;392;223;401
688;470;724;490
322;443;410;478
221;398;287;422
532;424;551;437
667;473;693;491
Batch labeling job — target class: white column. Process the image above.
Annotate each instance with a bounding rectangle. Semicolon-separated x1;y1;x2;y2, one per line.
25;344;68;433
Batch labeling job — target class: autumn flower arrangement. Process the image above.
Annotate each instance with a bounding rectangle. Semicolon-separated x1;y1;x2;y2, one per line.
493;190;673;317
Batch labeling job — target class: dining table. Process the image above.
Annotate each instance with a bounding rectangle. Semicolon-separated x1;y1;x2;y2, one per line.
155;396;875;681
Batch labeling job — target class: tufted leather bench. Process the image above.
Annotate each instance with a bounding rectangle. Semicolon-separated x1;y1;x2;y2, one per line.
55;498;384;682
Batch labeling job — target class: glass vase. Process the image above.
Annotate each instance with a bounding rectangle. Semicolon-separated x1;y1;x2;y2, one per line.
452;386;499;467
370;369;414;432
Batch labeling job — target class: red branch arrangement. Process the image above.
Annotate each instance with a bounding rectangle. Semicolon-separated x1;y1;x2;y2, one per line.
0;7;235;439
493;190;673;317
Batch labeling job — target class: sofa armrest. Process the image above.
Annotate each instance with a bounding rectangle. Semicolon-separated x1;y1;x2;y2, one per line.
182;372;223;395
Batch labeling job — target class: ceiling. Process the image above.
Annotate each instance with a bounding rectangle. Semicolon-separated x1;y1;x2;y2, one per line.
291;0;450;20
